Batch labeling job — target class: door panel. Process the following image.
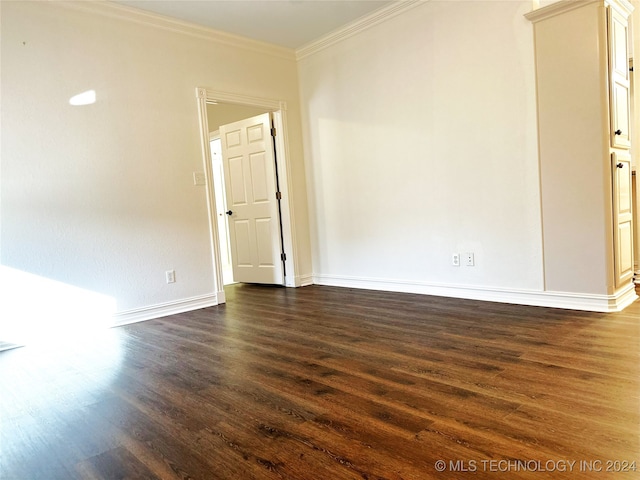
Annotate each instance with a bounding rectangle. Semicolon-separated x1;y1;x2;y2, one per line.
220;113;284;285
247;124;264;143
225;129;242;147
250;153;270;202
612;152;634;287
233;220;252;266
228;156;247;205
255;218;276;265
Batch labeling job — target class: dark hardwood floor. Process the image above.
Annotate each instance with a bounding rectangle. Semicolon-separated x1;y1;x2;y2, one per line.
1;284;639;479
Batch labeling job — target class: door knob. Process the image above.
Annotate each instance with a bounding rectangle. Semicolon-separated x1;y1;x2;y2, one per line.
226;210;233;215
616;163;624;168
615;129;622;135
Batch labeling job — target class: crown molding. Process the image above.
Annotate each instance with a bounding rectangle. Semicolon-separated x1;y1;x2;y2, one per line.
610;0;634;16
524;0;633;23
295;0;425;60
54;1;296;61
196;88;286;111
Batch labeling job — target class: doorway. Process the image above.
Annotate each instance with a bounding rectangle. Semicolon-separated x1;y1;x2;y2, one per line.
196;88;299;304
218;112;286;285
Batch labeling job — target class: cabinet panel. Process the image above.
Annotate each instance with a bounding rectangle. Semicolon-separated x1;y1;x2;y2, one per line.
611;79;631;148
615;221;634;285
609;6;631;149
612;152;634;287
609;7;629;81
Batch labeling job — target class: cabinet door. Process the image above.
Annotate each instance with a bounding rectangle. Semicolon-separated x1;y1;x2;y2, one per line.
612;152;634;288
609;7;631;149
611;78;631;148
609;7;629;81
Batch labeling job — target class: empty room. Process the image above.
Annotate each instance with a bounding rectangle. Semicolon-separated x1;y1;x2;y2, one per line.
1;0;639;478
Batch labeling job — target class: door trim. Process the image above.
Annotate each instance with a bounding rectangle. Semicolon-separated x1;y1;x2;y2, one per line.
196;88;300;302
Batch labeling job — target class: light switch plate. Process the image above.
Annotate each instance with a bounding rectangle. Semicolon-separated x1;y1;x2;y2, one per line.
193;172;206;186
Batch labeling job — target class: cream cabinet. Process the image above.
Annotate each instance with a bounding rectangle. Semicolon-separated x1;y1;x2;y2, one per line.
526;0;636;306
609;6;632;149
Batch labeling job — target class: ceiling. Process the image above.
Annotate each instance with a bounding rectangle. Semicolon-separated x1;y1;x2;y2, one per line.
114;0;394;50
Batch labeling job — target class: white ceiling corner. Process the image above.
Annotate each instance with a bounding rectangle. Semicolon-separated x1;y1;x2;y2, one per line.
112;0;396;50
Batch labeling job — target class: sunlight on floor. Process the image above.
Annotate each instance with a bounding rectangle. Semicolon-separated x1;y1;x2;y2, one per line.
0;267;125;428
0;266;117;348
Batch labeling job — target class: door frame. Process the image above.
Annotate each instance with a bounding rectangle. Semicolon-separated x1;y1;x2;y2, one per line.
196;88;299;303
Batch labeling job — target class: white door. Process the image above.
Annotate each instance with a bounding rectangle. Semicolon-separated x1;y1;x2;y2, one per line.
210;137;234;284
220;113;284;285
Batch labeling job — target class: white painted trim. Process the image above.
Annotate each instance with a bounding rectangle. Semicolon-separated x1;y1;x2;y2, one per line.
196;88;225;302
609;0;634;17
313;274;638;312
525;0;599;23
0;342;24;353
112;293;219;327
612;283;638;309
284;274;312;288
295;0;424;60
217;289;226;304
56;1;295;60
272;109;299;288
525;0;633;23
202;89;285;111
298;274;314;287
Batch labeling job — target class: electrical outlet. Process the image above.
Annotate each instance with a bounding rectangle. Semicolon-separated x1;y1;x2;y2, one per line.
464;253;475;266
452;253;460;266
166;270;176;283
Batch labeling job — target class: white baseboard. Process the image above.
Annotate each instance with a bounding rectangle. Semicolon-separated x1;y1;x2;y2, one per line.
312;274;638;313
298;274;314;287
611;284;639;311
112;293;219;327
285;273;314;287
0;341;24;352
216;289;226;304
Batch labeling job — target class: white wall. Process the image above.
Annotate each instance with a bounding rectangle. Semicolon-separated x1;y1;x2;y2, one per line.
298;1;544;298
0;1;311;320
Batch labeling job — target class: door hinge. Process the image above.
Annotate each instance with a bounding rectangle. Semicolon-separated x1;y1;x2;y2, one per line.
281;253;287;261
276;191;282;200
271;126;277;137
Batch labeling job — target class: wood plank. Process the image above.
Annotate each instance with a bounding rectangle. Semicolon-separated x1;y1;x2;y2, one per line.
1;284;638;479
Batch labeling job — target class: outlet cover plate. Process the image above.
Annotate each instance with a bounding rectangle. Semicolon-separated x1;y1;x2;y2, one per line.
464;253;474;266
